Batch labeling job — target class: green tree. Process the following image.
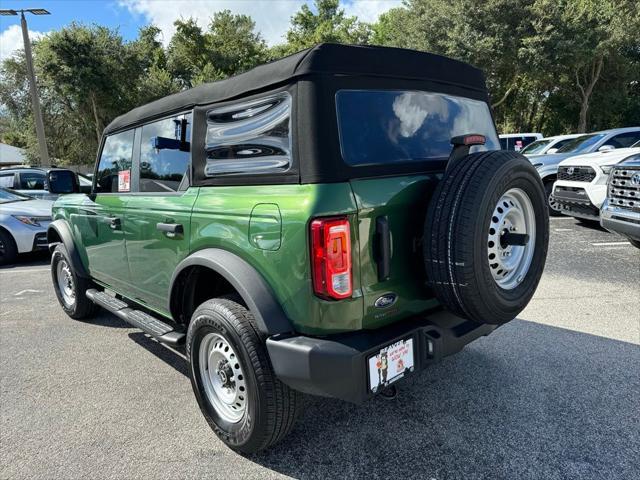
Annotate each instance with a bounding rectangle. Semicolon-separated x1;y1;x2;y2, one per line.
167;11;266;87
274;0;371;56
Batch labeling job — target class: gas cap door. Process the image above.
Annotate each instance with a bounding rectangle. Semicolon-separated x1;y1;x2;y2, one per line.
249;203;282;251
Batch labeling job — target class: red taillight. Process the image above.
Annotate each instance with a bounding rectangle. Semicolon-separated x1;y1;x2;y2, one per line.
310;217;352;300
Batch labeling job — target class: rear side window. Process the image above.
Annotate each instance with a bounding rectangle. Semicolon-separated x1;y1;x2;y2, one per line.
139;113;192;192
336;90;499;166
95;130;135;193
204;93;291;177
0;173;15;188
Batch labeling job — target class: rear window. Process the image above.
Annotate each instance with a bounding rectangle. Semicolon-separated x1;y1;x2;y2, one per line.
336;90;499;166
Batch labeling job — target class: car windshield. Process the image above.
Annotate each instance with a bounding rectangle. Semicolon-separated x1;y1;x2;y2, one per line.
0;187;32;204
556;134;605;153
336;90;500;166
521;139;553;154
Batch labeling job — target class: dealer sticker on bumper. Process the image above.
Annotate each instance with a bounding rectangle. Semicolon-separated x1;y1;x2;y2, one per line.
368;338;415;393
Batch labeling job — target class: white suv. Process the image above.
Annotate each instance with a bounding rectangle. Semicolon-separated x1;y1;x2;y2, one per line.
551;142;640;220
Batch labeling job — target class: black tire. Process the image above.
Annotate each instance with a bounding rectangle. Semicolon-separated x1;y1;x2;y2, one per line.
0;229;18;266
629;239;640;249
425;150;549;325
51;244;98;319
186;296;302;453
544;179;563;217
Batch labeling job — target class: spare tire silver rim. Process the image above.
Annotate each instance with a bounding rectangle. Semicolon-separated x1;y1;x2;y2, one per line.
199;333;247;423
487;188;536;290
56;259;76;307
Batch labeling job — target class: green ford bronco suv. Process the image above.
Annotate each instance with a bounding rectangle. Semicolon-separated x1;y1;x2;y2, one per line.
47;44;549;453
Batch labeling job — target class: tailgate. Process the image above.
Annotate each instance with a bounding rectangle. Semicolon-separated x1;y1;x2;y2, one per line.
350;175;441;329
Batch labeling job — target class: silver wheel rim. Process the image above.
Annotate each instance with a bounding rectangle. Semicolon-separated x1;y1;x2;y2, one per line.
199;333;247;423
487;188;536;290
56;259;76;307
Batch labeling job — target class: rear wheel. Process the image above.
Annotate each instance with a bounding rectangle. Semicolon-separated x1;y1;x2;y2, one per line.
0;229;17;266
186;296;301;453
424;150;549;325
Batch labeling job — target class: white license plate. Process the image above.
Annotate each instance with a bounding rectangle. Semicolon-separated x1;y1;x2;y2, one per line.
368;337;415;393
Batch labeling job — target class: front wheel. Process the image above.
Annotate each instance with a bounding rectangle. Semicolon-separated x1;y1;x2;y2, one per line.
186;296;301;453
51;244;98;319
0;229;17;266
544;180;563;217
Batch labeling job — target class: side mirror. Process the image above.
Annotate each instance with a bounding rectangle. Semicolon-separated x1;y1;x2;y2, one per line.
47;169;79;194
546;148;558;154
598;145;615;152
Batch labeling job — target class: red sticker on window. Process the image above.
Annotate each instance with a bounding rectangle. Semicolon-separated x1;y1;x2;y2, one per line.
118;169;130;192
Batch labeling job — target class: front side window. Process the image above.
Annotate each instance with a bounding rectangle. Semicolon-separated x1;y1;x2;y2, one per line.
139;113;192;192
336;90;499;166
19;171;46;190
204;93;291;177
557;134;605;154
94;130;135;193
607;131;640;149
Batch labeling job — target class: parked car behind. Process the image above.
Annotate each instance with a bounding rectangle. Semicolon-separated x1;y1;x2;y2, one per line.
0;188;52;265
551;142;640;220
600;153;640;248
520;134;582;156
527;127;640;215
0;166;91;200
499;133;543;152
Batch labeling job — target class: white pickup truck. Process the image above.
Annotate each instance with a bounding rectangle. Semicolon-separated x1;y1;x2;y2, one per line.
550;143;640;220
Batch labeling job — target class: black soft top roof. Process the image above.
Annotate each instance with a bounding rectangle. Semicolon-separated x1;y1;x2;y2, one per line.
104;43;486;135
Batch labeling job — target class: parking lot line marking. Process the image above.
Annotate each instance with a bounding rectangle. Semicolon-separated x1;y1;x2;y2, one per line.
0;268;50;274
555;228;573;232
591;241;630;246
550;217;574;220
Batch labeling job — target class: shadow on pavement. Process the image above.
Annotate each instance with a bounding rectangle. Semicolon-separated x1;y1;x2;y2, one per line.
0;250;50;270
128;331;189;377
93;316;638;479
243;319;638;479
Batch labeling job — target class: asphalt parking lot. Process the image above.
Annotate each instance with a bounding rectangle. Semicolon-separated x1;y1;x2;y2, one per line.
1;217;638;480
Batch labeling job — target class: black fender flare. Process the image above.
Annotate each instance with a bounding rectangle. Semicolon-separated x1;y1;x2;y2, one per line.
169;248;293;336
47;219;89;278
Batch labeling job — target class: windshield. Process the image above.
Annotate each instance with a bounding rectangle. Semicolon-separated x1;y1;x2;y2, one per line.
0;187;32;204
336;90;500;166
557;134;605;154
521;139;553;154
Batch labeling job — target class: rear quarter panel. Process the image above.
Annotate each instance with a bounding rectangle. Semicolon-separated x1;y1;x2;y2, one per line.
190;183;363;335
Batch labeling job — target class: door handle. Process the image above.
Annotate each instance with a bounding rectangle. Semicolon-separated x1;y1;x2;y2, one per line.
109;217;121;230
375;216;391;281
156;222;184;236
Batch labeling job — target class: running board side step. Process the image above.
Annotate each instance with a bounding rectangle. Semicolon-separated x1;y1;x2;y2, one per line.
86;289;185;345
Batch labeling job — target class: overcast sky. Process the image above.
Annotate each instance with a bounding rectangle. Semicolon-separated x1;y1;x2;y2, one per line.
0;0;402;62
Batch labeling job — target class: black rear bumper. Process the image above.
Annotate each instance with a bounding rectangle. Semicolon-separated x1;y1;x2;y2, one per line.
266;310;497;404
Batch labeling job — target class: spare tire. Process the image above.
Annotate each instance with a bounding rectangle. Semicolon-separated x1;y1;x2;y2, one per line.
424;150;549;325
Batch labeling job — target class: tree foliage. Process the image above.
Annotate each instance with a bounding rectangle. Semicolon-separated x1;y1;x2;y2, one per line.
0;0;638;165
374;0;640;133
